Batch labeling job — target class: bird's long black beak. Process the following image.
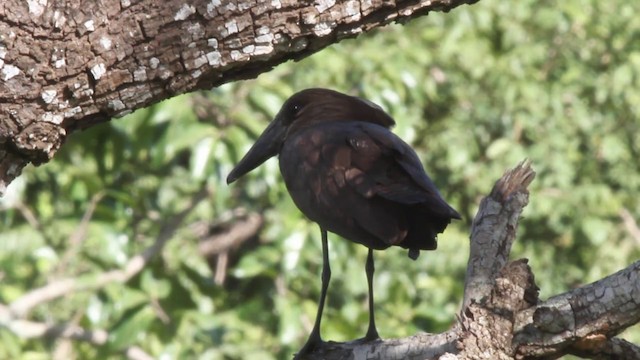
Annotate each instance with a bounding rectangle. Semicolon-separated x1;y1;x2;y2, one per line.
226;118;287;184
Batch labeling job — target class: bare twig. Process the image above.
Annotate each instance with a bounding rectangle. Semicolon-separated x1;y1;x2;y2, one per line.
53;191;105;277
197;212;263;257
52;310;84;360
150;298;170;324
125;346;155;360
620;208;640;246
14;201;41;231
214;252;229;286
197;211;263;285
53;339;73;360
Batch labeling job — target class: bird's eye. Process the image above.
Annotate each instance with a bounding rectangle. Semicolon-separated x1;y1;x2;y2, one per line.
281;102;301;125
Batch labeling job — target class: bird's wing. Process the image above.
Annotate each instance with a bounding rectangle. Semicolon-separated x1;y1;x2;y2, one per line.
344;123;461;219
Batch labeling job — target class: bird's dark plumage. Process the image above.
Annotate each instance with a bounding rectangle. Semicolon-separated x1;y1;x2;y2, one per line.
227;88;460;355
227;88;460;259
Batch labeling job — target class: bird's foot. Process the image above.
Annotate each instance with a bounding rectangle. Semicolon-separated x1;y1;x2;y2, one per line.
364;327;380;342
293;334;324;359
351;330;381;344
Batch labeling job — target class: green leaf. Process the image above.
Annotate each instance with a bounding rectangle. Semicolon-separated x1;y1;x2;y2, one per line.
141;269;171;299
108;305;155;350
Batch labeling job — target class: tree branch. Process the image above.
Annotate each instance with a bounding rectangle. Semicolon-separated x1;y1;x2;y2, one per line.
569;337;640;360
0;304;155;360
620;207;640;246
463;160;536;309
514;260;640;358
300;331;460;360
0;305;108;343
197;211;263;257
197;210;263;285
52;191;105;278
0;0;478;195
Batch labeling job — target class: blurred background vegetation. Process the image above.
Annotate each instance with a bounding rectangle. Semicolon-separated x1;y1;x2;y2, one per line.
1;0;639;358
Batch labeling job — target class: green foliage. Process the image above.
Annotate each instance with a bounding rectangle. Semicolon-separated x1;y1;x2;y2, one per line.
2;0;640;357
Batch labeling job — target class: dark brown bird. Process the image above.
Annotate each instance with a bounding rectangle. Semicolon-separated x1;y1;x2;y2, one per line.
227;88;460;356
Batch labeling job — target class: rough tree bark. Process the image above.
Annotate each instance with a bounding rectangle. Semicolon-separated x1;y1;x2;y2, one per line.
301;161;640;359
0;0;477;195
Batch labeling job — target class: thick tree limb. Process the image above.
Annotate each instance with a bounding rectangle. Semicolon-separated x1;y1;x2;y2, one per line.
298;331;460;360
457;259;539;359
514;260;640;358
570;337;640;360
0;0;478;195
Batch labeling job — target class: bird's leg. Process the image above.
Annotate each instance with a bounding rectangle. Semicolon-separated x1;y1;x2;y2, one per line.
364;248;380;341
296;228;331;357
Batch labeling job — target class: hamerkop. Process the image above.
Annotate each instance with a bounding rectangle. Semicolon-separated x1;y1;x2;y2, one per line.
227;88;461;356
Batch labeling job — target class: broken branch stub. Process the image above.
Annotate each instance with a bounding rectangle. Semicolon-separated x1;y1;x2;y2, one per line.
463;160;536;309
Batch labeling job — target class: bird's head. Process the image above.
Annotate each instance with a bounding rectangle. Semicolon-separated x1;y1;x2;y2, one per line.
226;88;395;184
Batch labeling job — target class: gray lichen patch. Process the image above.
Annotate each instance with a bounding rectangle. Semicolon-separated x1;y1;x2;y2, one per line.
90;63;106;80
2;64;21;80
41;89;58;104
175;4;196;21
